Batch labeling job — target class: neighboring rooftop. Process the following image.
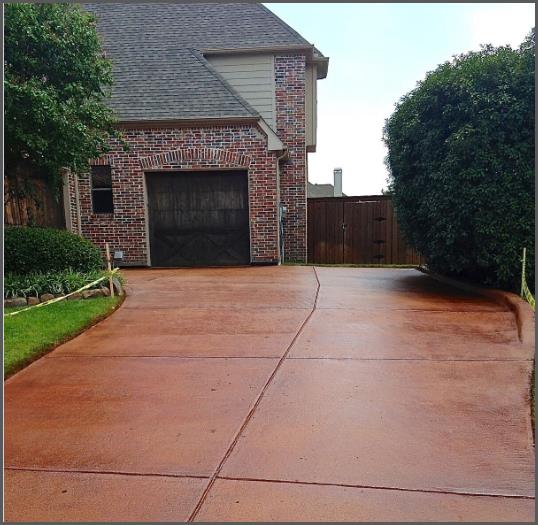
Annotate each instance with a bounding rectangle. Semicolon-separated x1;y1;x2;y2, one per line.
308;182;347;198
84;3;327;122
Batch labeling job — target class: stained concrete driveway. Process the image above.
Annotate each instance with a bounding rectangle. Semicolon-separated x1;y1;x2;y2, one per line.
4;266;535;522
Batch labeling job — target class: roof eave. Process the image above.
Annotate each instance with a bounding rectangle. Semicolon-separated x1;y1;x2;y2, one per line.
201;44;313;56
115;116;259;129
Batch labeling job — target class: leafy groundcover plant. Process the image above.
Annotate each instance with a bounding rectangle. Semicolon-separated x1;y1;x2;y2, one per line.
3;270;114;299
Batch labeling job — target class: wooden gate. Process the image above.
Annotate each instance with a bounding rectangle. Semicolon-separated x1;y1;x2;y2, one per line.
307;195;422;265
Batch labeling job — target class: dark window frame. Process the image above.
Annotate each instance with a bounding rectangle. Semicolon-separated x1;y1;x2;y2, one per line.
90;165;114;214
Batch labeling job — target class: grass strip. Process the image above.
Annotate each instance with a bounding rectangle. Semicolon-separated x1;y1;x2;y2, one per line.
4;296;123;378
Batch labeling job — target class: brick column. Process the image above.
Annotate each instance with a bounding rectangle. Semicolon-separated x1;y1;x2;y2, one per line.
275;54;307;263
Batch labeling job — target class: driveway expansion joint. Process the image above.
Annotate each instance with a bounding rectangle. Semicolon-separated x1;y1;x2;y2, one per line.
5;466;210;481
45;354;281;360
286;356;534;362
187;266;322;522
318;307;508;313
217;476;536;500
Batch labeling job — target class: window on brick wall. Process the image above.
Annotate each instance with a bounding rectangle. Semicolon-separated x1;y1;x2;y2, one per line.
91;165;114;214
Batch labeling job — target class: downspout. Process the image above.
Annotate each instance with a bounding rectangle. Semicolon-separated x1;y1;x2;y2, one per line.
255;118;288;264
277;149;289;264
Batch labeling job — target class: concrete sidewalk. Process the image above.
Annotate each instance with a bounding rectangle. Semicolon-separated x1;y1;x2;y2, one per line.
4;267;535;522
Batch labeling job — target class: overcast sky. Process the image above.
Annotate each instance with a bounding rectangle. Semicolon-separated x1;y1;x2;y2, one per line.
267;2;535;196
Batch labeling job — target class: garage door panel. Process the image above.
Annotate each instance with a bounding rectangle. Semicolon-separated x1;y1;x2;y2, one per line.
147;171;250;267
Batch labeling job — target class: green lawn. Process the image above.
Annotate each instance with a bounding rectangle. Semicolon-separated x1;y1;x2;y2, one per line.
4;296;122;378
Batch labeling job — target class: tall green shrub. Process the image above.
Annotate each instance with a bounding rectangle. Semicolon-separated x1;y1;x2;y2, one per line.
383;30;535;291
5;227;103;274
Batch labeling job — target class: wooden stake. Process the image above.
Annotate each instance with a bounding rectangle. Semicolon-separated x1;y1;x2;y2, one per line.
105;242;114;297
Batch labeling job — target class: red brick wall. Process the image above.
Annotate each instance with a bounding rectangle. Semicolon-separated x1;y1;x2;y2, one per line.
68;52;310;266
67;125;279;265
275;54;307;263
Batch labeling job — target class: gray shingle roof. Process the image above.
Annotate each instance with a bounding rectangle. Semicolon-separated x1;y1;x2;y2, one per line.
84;3;323;122
308;182;347;198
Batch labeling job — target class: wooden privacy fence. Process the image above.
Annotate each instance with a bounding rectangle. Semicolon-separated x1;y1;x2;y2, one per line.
307;195;423;265
4;175;65;228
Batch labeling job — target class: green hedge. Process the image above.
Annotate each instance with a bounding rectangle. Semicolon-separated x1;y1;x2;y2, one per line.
383;33;535;291
5;227;103;274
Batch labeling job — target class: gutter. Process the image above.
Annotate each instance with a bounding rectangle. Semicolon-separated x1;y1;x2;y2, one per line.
201;44;314;56
115;117;259;129
312;55;329;79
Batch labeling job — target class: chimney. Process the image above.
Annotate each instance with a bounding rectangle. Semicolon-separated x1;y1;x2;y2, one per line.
333;168;343;197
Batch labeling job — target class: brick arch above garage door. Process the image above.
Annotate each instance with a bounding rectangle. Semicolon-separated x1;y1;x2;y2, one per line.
139;148;252;170
73;124;280;266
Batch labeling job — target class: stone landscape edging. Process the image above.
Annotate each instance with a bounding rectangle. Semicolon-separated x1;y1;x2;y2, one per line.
4;272;124;312
417;266;535;349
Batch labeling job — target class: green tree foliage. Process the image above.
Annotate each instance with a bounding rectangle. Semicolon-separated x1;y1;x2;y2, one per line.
4;4;119;186
383;30;535;291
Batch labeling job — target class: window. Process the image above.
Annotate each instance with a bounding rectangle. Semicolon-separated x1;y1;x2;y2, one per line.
91;165;114;214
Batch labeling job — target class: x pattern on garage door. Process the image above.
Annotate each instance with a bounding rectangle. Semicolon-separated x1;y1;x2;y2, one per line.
146;171;250;267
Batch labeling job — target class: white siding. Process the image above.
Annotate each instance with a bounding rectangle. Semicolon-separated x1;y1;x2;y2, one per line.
207;54;276;130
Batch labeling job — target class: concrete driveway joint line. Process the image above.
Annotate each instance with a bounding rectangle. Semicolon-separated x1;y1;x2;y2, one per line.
5;465;210;480
217;475;535;500
187;266;321;521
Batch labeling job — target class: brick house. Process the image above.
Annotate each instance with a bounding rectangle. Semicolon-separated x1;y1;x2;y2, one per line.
65;3;328;266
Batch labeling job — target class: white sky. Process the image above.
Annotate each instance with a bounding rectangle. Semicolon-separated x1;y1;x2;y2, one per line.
268;3;535;196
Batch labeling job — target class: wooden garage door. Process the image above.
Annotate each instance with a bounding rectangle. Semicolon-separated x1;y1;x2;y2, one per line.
146;171;250;267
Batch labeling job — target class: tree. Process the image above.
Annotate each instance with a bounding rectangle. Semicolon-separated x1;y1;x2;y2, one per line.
4;3;119;189
383;29;535;291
